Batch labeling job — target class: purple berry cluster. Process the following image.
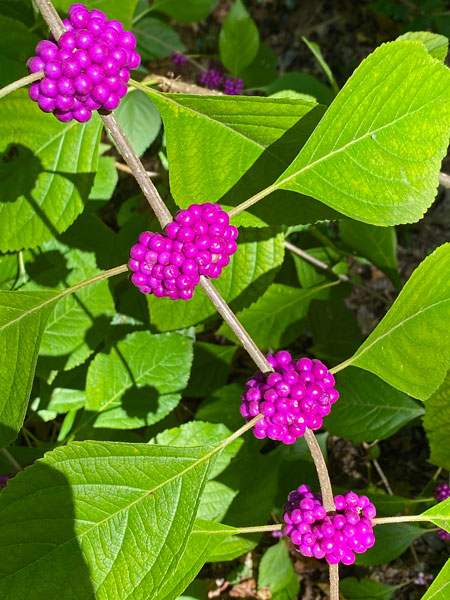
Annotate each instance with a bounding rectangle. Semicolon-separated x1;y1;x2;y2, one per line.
129;203;239;299
240;351;339;444
223;77;244;95
171;52;188;66
200;66;223;90
27;3;140;122
283;485;377;565
434;483;450;541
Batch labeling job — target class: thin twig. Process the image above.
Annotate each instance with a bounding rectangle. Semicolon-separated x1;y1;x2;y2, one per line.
329;564;339;600
35;0;65;38
304;429;335;512
439;172;450;188
0;448;23;472
115;161;159;178
145;74;222;95
363;441;394;495
0;71;44;100
284;240;390;305
373;515;444;525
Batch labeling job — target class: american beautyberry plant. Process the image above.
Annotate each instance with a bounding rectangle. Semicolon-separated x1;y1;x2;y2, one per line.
0;1;450;600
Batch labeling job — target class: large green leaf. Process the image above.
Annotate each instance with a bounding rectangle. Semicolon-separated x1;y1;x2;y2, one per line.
340;220;401;288
347;244;450;400
258;541;300;600
53;0;138;29
113;90;161;157
263;72;334;105
154;421;242;479
149;0;218;23
134;16;185;60
142;86;340;227
274;41;450;226
355;523;426;565
0;441;214;599
0;290;56;447
421;559;450;599
147;227;285;331
85;330;194;429
340;577;399;600
218;282;334;348
424;371;450;469
325;368;423;444
219;0;259;76
0;91;102;252
0;16;38;87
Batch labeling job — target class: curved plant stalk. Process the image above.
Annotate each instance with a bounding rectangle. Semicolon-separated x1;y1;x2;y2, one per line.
0;71;44;100
30;2;340;597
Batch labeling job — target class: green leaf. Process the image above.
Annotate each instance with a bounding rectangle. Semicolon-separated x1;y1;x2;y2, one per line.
218;282;335;349
0;441;215;598
424;371;450;469
0;91;102;252
147;227;285;331
53;0;138;29
397;31;449;61
87;156;118;211
46;388;86;414
263;72;334;105
0;16;39;87
349;243;450;400
340;577;399;600
196;384;244;431
421;558;450;600
423;497;450;534
149;0;218;23
185;342;237;398
240;43;278;89
355;523;425;565
302;36;339;94
258;542;300;600
113;90;161;157
198;481;237;522
325;368;423;444
154;421;242;479
0;290;56;446
206;532;256;562
340;220;401;288
134;16;185;60
86;330;194;429
219;0;259;76
142;86;339;227
275;42;450;226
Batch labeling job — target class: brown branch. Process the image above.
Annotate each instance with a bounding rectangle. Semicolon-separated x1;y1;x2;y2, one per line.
145;74;222;96
0;71;44;100
115;161;159;178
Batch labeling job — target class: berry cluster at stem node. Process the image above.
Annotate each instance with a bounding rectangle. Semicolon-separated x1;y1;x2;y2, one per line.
27;3;140;122
283;485;376;565
129;203;238;299
240;351;339;444
434;483;450;541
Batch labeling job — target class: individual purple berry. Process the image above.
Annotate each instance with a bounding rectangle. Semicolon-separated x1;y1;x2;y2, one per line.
70;6;90;29
38;96;56;112
29;82;40;102
27;56;45;73
36;40;59;61
240;354;339;443
283;485;376;565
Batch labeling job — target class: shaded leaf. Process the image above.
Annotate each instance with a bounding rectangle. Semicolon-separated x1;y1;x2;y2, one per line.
0;16;38;87
113;90;161;157
219;0;259;76
424;371;450;469
325;368;423;444
0;91;102;252
258;541;300;600
150;0;218;23
135;15;185;60
355;524;426;565
86;330;193;429
0;290;56;446
340;577;399;600
185;342;237;398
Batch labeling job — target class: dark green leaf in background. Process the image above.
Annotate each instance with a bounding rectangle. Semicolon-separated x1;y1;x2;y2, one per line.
135;16;186;60
219;0;259;76
113;90;161;157
258;541;300;600
150;0;219;23
355;523;426;565
0;16;38;87
397;31;449;61
340;577;399;600
325;368;423;444
185;342;237;398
